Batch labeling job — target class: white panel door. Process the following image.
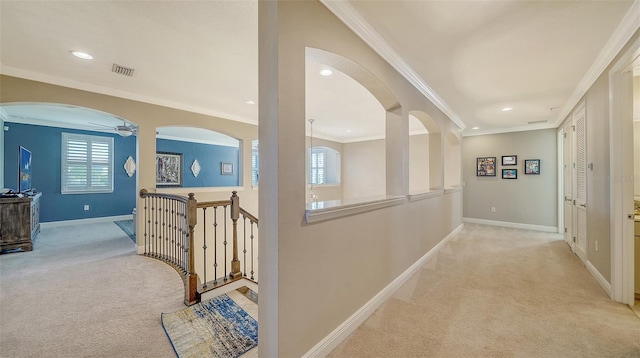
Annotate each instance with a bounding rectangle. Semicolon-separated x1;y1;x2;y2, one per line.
562;122;575;249
574;106;587;264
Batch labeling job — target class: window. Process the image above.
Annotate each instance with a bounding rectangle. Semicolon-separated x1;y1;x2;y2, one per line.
62;132;114;194
309;147;325;184
308;146;340;185
251;140;259;186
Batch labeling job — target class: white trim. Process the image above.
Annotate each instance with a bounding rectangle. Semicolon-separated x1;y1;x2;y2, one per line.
305;196;405;224
408;189;443;202
586;260;612;297
320;0;464;130
40;214;133;228
156;134;239;148
0;66;257;126
463;122;557;137
557;128;565;234
551;1;640;129
444;186;463;194
462;217;558;233
302;223;464;358
608;34;640;305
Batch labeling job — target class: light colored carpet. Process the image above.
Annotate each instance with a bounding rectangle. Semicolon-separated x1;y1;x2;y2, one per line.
0;222;184;358
329;224;640;358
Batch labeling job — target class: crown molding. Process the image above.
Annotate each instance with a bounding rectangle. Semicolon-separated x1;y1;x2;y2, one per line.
462;122;557;137
320;0;465;130
551;0;640;128
0;66;258;126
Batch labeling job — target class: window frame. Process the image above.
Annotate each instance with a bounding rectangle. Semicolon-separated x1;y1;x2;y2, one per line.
61;132;114;194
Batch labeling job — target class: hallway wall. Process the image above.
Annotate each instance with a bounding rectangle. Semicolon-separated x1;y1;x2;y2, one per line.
462;129;558;229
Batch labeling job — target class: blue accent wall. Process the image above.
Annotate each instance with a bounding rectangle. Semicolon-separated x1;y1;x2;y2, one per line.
3;123;136;223
156;138;239;187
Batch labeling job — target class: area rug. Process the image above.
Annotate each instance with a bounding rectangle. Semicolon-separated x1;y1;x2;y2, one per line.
161;294;258;358
114;220;135;243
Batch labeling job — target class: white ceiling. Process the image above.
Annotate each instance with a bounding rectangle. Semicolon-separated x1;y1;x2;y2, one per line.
1;1;638;142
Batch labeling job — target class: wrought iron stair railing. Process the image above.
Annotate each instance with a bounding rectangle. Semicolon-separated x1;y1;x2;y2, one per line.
139;189;258;306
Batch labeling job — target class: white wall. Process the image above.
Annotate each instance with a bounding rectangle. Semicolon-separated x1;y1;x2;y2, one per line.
409;134;429;192
343;139;386;199
0;116;4;188
463;129;558;228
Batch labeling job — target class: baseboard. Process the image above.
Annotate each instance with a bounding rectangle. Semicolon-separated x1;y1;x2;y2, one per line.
302;223;464;358
40;214;133;228
586;260;612;297
462;217;558;233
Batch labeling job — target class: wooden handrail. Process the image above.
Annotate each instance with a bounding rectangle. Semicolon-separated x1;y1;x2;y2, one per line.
239;208;258;224
196;200;232;208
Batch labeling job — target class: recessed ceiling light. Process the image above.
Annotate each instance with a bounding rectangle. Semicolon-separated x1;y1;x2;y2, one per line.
472;127;480;130
502;107;513;112
71;51;93;60
245;100;256;105
320;69;333;76
346;129;352;133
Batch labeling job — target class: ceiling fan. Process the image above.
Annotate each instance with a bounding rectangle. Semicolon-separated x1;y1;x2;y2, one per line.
88;121;137;137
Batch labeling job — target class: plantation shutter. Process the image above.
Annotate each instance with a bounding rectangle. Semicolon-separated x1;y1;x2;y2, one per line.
62;133;114;193
575;108;586;206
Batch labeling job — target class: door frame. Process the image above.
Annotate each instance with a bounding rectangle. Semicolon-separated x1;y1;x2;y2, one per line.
609;35;639;305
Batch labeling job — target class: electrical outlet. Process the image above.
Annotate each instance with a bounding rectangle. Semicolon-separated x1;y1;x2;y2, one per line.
491;207;496;213
84;205;90;211
595;241;599;251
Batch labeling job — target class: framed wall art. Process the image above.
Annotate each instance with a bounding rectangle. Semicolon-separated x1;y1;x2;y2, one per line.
221;162;234;175
502;169;517;179
476;157;496;176
156;152;182;187
502;155;517;166
524;159;540;175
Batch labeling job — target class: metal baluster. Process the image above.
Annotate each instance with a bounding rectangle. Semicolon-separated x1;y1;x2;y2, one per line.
223;205;228;281
144;196;148;255
243;216;247;277
202;207;208;288
213;206;218;284
250;221;255;281
152;197;157;257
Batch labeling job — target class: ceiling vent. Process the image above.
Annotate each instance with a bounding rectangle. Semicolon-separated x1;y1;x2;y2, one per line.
112;63;135;77
528;120;548;125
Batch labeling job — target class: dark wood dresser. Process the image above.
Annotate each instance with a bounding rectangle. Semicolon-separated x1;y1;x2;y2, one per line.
0;192;42;253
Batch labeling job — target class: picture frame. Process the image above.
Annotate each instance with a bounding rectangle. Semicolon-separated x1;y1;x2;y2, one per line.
524;159;541;175
221;162;234;175
156;152;182;187
19;146;32;193
502;155;517;166
476;157;496;176
502;169;517;179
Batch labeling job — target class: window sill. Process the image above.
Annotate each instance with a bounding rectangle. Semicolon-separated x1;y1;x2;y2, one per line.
408;189;444;202
305;195;405;224
444;186;463;194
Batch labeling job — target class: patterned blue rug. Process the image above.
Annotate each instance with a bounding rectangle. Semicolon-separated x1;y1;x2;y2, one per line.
114;220;135;243
162;294;258;358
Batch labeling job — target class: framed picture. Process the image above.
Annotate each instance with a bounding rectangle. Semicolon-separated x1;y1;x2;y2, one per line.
476;157;496;176
524;159;541;175
502;155;517;166
221;162;234;175
156;152;182;187
502;169;517;179
19;146;32;193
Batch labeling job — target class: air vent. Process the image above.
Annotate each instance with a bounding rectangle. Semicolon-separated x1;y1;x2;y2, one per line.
112;63;135;77
528;120;548;125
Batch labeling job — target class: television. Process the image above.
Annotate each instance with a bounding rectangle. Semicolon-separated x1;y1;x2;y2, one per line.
18;146;32;193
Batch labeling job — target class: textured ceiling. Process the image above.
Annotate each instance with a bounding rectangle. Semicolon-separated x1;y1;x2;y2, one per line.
0;1;637;141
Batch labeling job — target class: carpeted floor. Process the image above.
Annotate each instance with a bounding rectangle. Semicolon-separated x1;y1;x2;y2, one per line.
0;221;184;358
329;224;640;358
